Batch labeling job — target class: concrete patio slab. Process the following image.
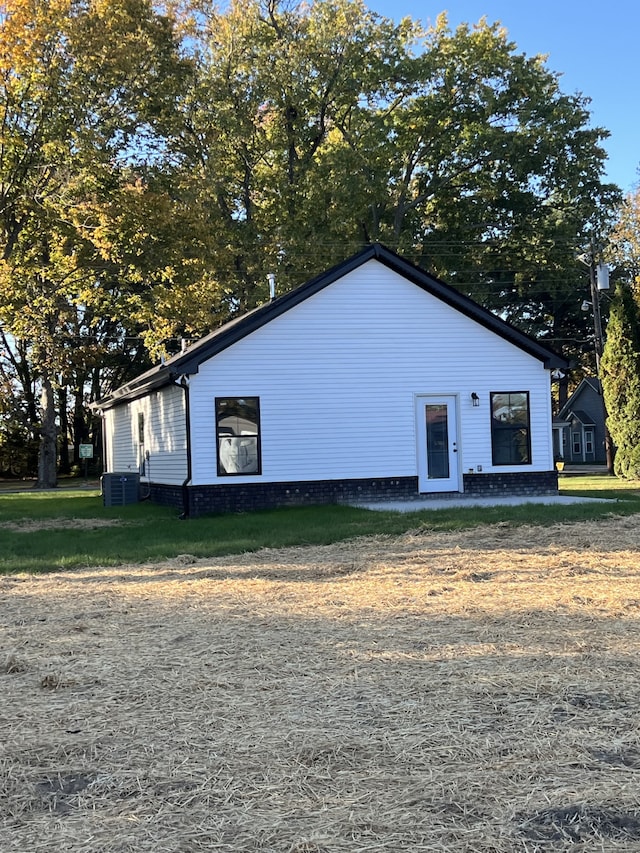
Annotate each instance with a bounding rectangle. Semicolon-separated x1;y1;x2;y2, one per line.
351;494;617;512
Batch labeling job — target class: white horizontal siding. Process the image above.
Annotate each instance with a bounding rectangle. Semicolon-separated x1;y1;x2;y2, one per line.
188;259;554;486
108;407;137;473
105;384;187;486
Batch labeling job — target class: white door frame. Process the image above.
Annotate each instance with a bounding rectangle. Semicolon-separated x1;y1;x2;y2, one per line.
415;394;461;493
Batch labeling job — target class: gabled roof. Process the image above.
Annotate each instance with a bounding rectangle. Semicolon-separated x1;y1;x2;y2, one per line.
96;243;569;410
558;377;602;420
569;409;596;426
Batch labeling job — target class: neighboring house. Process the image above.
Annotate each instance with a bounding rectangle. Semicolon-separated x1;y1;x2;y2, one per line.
95;244;569;516
553;377;607;464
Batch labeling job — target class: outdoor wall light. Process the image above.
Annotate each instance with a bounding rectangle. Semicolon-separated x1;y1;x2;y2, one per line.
471;392;480;407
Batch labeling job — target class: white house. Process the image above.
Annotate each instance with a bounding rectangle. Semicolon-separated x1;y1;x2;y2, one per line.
95;244;569;516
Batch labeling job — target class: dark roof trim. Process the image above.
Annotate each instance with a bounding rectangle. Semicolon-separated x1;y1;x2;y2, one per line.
96;243;569;410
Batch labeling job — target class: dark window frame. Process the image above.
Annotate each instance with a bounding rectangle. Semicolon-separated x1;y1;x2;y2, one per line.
490;391;532;466
215;396;262;477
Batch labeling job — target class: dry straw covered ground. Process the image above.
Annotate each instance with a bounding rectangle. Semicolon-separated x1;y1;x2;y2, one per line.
2;514;640;852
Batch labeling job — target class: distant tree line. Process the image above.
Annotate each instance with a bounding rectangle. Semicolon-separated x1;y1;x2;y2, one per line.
0;0;635;484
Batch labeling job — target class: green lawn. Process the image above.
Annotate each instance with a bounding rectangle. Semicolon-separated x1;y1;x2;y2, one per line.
0;476;638;574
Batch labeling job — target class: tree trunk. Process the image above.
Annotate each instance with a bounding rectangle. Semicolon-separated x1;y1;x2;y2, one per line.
71;374;88;466
36;374;58;489
58;385;71;475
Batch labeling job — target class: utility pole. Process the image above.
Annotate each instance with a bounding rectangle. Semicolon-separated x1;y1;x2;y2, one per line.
586;251;615;474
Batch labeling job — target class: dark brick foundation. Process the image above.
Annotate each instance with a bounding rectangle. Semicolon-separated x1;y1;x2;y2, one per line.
149;470;558;516
149;483;185;510
462;470;558;496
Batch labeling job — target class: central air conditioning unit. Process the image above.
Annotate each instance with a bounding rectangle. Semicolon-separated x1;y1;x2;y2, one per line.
101;472;140;506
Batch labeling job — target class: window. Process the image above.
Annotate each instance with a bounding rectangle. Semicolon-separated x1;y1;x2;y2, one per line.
216;397;261;475
572;431;581;456
585;429;594;455
425;404;450;479
490;392;531;465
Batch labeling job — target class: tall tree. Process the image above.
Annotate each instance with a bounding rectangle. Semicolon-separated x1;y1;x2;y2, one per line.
0;331;39;476
314;12;620;356
162;0;412;315
609;188;640;289
0;0;186;484
600;282;640;478
167;0;619;365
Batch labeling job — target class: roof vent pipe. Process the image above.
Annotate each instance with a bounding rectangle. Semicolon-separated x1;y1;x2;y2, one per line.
268;273;276;300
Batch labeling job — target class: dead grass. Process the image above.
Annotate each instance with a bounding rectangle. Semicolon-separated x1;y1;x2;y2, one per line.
0;517;126;533
2;515;640;851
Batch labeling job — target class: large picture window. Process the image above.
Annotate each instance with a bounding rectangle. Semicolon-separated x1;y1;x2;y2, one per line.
490;392;531;465
216;397;261;476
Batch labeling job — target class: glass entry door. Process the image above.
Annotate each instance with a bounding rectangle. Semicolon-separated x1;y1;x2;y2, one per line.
416;395;460;492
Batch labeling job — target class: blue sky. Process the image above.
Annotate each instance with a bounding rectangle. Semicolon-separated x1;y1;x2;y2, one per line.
369;0;639;194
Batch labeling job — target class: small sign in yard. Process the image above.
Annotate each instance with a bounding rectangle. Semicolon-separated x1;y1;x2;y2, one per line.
79;444;93;459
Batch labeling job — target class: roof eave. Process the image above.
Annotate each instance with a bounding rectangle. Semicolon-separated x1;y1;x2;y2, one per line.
92;367;176;411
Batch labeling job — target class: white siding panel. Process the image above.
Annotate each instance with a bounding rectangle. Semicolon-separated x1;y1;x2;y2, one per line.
189;260;554;485
105;385;187;486
108;406;137;473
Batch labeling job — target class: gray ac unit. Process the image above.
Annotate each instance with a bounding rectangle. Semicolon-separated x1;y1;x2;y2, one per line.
102;472;140;506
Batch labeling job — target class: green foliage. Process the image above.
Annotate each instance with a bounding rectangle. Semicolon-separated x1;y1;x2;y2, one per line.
0;0;623;481
601;282;640;478
609;189;640;293
0;425;38;476
168;1;619;354
0;0;189;481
